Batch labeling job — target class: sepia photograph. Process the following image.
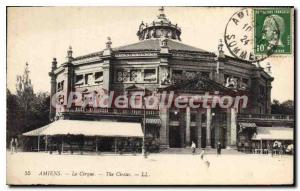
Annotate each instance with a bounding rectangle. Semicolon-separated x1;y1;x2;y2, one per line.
6;6;295;185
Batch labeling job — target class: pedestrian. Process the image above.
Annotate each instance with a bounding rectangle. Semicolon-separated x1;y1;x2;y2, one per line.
191;141;196;155
279;144;283;158
200;148;205;160
273;142;278;155
283;144;287;155
10;138;15;154
14;138;18;153
217;141;222;156
199;148;210;168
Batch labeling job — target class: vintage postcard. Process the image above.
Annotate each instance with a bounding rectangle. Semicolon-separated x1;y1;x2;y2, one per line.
6;6;295;185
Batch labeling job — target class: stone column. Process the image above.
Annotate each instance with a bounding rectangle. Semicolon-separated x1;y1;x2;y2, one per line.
214;113;220;148
196;111;203;148
159;106;169;149
179;111;186;148
230;107;237;146
185;107;191;147
206;107;212;148
226;107;237;148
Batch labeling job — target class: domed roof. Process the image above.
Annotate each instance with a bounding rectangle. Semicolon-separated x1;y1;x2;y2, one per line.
114;39;209;53
136;7;182;41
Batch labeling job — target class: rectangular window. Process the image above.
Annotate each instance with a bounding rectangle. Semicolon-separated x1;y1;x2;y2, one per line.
95;72;103;83
144;69;156;82
242;78;249;85
75;75;84;86
85;73;93;85
240;78;249;89
57;80;64;92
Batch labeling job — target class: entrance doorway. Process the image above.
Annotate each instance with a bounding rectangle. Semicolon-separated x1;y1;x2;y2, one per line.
169;126;181;148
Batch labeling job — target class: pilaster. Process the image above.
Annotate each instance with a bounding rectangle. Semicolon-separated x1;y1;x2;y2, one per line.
159;105;169;149
185;107;191;147
196;111;203;148
206;107;212;148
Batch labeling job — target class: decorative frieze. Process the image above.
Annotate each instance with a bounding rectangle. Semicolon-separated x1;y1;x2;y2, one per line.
115;52;157;57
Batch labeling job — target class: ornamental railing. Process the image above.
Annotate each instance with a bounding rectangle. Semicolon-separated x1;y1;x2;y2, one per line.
60;106;159;116
237;113;294;121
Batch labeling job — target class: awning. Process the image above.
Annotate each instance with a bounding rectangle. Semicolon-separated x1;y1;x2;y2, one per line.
22;125;50;136
23;120;143;138
252;127;293;141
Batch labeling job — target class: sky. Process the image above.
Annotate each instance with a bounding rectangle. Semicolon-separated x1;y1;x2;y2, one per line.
7;7;294;102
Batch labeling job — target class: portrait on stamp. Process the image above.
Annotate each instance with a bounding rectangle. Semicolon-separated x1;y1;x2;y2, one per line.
6;6;295;186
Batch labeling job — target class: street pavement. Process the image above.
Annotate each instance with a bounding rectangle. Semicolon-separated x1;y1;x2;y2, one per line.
6;151;293;185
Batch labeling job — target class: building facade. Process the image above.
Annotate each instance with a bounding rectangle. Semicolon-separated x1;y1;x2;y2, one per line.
47;7;275;151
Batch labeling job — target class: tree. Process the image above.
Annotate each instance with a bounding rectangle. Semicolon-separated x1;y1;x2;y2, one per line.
271;99;294;115
7;63;50;147
7;89;21;139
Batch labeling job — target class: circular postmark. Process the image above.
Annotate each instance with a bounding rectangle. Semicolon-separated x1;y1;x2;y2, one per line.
224;8;278;63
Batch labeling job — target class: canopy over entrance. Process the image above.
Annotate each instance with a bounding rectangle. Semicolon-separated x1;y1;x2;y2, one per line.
252;127;293;141
23;120;143;138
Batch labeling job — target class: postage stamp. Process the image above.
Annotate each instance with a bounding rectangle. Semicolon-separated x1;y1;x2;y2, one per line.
224;8;293;63
6;6;295;186
254;8;292;55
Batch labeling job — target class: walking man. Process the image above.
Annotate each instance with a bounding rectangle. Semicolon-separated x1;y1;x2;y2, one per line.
200;149;210;168
191;141;196;155
200;148;205;160
10;138;16;154
14;138;18;153
217;141;222;156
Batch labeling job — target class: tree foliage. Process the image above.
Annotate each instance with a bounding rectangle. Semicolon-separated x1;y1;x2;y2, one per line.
271;99;294;115
6;64;50;146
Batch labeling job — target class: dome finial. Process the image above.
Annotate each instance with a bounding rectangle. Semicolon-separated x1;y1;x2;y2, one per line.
159;6;164;14
217;38;225;58
158;6;166;19
266;62;272;74
67;45;73;62
137;6;181;41
106;36;112;49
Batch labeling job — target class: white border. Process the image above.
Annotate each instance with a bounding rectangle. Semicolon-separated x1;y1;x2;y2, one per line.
0;1;298;190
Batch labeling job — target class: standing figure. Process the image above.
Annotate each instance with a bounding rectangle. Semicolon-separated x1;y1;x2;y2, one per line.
217;142;222;156
191;141;196;155
14;138;18;153
200;149;205;160
10;138;15;154
200;149;210;168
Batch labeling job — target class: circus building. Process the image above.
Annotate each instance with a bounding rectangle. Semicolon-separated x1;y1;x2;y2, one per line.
23;7;293;154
